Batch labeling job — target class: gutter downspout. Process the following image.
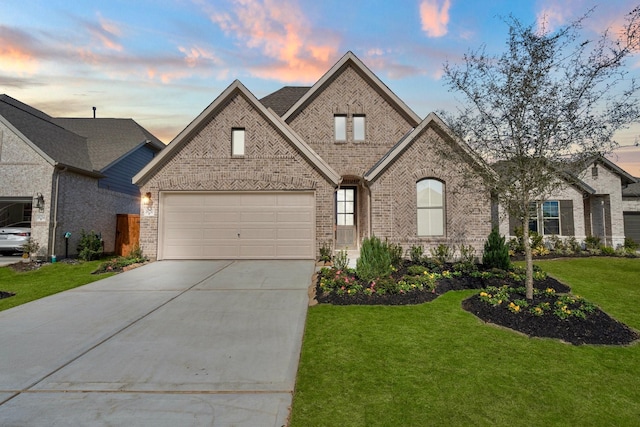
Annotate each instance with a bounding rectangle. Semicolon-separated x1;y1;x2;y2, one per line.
51;166;66;259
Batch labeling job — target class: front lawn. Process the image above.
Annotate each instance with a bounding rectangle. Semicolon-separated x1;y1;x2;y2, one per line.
0;260;115;312
290;257;640;426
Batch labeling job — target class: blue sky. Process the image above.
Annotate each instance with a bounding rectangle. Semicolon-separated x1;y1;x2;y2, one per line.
2;0;640;175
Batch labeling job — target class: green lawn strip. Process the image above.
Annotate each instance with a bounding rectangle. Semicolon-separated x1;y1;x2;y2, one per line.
0;260;114;311
291;258;640;427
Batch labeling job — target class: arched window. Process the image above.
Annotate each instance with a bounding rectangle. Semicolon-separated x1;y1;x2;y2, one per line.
417;179;444;236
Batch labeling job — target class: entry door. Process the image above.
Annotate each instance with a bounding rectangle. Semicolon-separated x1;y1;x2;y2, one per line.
336;188;356;249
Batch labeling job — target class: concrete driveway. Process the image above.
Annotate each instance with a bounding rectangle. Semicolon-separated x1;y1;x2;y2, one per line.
0;260;315;426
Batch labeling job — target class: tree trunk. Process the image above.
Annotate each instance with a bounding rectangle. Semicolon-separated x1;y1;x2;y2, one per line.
522;220;534;300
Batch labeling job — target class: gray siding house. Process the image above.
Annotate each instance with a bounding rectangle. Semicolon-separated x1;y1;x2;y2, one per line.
0;95;164;259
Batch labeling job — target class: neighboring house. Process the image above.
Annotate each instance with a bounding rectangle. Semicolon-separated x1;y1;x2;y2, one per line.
498;156;639;248
0;94;164;258
133;52;495;260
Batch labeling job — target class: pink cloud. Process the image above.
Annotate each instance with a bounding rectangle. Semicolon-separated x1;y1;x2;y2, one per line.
420;0;451;38
0;26;40;74
81;14;124;52
208;0;339;83
608;145;640;177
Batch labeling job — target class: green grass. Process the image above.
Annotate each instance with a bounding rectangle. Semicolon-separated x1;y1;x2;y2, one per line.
291;257;640;426
0;260;115;311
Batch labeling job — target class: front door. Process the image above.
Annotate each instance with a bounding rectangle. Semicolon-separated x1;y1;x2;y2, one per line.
336;187;357;249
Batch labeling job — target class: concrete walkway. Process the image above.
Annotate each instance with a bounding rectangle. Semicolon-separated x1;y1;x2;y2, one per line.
0;260;315;426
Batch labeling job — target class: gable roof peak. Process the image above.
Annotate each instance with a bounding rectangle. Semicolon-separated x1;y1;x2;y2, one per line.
281;51;421;126
133;79;340;186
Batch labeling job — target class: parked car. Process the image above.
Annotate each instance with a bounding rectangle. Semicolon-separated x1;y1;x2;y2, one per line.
0;222;31;254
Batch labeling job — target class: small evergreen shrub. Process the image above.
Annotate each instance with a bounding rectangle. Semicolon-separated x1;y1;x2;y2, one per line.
482;228;511;270
77;230;103;261
356;236;392;283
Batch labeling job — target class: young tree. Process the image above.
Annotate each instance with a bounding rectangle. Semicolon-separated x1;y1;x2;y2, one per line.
443;7;640;299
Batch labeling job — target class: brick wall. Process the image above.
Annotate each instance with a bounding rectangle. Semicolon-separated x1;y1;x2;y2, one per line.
0;122;54;258
55;171;139;257
287;65;415;177
369;126;493;255
138;90;335;260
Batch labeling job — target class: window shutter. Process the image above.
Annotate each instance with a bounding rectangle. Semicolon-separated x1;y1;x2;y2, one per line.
560;200;574;236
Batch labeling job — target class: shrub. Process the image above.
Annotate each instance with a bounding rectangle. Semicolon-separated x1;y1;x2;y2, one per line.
458;244;477;264
21;238;40;259
585;235;601;251
385;240;404;268
430;244;453;265
77;230;103;261
624;237;639;252
334;249;350;271
408;245;424;264
482;228;511;270
566;236;582;254
600;246;616;256
319;243;333;263
356;236;392;283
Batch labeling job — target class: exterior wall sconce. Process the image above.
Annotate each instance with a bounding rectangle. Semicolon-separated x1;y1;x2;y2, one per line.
142;192;152;206
34;193;45;212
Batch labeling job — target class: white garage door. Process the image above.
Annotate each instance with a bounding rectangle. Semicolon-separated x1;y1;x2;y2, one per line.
159;192;315;259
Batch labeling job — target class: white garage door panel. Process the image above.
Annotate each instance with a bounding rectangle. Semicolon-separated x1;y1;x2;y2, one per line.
160;192;315;259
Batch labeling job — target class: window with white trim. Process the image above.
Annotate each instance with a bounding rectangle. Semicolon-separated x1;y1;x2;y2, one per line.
232;128;245;156
529;200;560;235
417;179;444;236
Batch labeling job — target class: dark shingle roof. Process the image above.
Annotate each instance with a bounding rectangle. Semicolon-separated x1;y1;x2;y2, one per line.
0;95;94;172
52;118;164;171
260;86;311;116
623;181;640;197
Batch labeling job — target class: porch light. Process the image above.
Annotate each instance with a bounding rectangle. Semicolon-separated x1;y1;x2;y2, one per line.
34;193;45;212
142;192;152;206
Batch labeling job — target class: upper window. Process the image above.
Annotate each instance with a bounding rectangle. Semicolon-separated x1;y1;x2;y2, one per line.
353;115;365;141
334;115;347;141
232;128;245;156
416;179;444;236
529;200;560;235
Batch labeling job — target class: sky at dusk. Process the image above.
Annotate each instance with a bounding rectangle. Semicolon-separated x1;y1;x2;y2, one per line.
2;0;640;176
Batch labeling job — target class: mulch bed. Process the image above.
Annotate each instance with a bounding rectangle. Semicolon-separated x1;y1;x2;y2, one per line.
315;273;638;346
0;291;15;300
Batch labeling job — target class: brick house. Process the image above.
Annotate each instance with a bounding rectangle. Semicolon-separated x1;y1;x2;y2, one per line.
134;52;495;260
0;94;164;259
498;156;639;248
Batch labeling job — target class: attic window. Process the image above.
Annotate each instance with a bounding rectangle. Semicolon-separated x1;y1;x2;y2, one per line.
232;128;245;156
353;115;365;141
334;115;346;141
592;165;598;178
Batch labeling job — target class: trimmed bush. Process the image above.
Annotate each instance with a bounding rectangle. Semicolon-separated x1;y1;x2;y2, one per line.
482;228;511;270
77;230;103;261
